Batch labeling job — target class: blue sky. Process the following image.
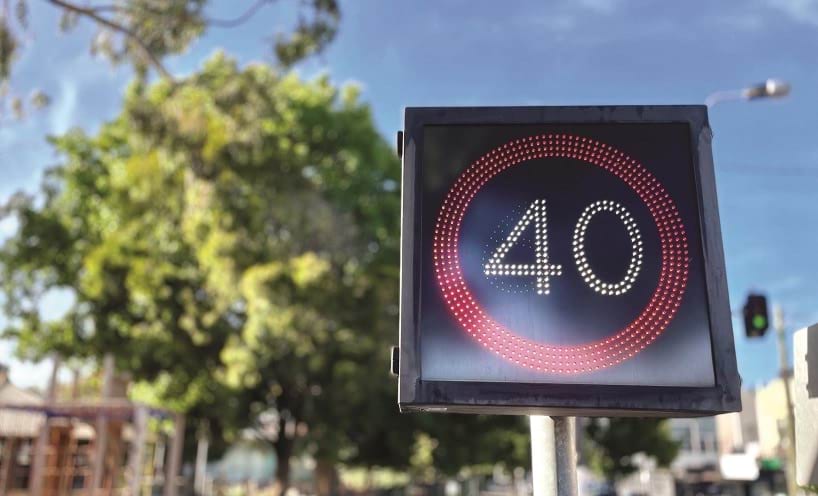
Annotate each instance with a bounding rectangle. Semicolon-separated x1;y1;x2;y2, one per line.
1;0;816;389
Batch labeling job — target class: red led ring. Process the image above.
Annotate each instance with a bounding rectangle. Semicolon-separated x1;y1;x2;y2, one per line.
432;134;690;374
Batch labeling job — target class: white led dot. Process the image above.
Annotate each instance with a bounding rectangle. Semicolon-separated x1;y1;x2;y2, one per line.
483;199;563;296
572;200;643;296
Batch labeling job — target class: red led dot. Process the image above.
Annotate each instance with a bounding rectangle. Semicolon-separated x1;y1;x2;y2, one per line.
432;134;690;373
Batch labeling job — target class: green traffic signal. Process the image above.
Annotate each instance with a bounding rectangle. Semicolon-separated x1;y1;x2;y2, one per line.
743;293;769;338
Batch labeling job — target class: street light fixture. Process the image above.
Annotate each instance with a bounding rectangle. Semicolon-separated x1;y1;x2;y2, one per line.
705;78;794;493
705;79;792;108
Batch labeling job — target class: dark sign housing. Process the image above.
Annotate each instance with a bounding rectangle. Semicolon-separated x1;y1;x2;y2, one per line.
397;106;741;416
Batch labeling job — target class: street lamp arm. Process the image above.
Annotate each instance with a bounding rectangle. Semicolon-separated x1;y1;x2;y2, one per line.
706;79;791;109
705;89;746;109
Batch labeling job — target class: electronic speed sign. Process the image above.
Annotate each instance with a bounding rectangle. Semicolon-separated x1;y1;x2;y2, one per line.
397;106;741;417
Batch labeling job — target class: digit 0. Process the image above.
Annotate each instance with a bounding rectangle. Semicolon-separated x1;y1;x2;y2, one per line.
572;200;643;296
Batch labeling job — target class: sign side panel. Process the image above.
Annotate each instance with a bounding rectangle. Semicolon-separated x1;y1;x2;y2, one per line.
693;116;742;412
398;110;422;407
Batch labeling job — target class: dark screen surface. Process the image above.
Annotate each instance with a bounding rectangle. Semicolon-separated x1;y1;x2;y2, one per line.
418;123;716;387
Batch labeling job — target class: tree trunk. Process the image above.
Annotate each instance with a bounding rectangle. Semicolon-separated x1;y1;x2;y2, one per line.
315;459;339;496
273;425;293;496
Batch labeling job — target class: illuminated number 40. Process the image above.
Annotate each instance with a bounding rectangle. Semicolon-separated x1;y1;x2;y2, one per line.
483;199;644;296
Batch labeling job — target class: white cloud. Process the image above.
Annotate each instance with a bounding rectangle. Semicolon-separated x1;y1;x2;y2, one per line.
0;216;19;241
711;12;767;31
0;340;49;391
522;0;623;33
766;0;818;26
49;79;78;135
726;246;768;267
39;287;76;322
0;110;37;149
577;0;620;14
527;14;578;33
766;274;804;293
796;310;818;329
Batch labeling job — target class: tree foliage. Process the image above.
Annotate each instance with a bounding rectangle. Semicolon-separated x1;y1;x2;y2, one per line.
0;51;531;488
0;0;339;120
0;0;535;487
0;48;383;470
584;418;680;482
0;3;677;483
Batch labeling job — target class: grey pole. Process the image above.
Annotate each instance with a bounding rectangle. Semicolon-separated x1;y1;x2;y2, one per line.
530;415;557;496
554;417;578;496
128;406;148;496
91;353;115;492
773;305;798;496
164;412;186;496
194;421;211;495
530;416;577;496
705;79;791;109
30;355;60;496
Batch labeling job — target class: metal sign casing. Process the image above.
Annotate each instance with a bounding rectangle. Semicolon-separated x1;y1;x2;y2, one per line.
397;106;741;416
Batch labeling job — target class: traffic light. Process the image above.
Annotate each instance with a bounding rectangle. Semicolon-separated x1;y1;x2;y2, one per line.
743;293;769;338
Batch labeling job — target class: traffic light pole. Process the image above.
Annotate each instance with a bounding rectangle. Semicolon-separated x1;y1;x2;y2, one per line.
773;305;797;496
530;416;577;496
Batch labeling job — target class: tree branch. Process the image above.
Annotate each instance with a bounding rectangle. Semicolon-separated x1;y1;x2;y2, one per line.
85;1;276;29
85;3;172;18
206;0;276;28
45;0;174;82
83;4;127;14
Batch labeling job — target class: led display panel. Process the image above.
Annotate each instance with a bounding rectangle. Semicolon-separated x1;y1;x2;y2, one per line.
397;106;741;416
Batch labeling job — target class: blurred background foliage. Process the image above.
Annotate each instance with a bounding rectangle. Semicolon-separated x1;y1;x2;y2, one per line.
0;0;339;120
585;418;680;482
0;0;677;491
0;44;530;492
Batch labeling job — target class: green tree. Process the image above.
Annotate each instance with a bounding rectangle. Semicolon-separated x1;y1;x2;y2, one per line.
0;0;339;119
412;415;530;480
1;35;535;495
0;51;397;489
0;50;532;492
585;418;680;483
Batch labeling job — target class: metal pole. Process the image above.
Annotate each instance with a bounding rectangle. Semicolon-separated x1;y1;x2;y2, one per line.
704;89;746;109
774;305;797;496
0;438;16;493
530;415;557;496
163;412;186;496
30;355;60;496
194;421;210;495
91;353;115;492
554;417;578;496
128;406;148;496
530;416;577;496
